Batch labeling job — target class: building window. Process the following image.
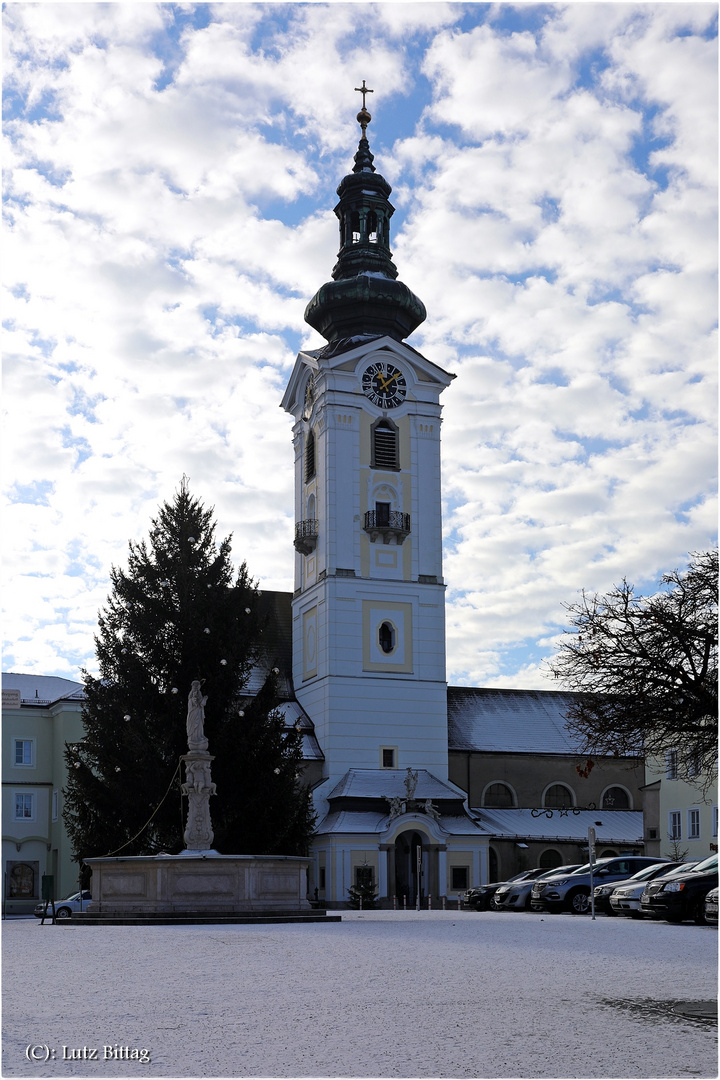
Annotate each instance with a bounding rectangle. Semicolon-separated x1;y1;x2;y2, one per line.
669;810;682;841
378;620;396;654
14;739;34;767
372;420;398;469
539;849;563;869
304;430;316;482
14;793;35;820
318;867;326;890
52;790;59;821
451;866;468;891
602;786;631;809
687;752;701;778
544;784;574;808
713;806;718;838
355;866;374;888
688;808;701;840
665;749;678;780
381;747;397;769
482;783;515;808
8;863;36;898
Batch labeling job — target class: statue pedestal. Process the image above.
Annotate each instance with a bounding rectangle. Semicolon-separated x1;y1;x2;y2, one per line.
181;751;216;851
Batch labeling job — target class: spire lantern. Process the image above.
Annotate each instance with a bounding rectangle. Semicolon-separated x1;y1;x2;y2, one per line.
304;87;426;344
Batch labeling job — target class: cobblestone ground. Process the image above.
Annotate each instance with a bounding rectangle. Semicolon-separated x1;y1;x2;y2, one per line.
3;910;717;1079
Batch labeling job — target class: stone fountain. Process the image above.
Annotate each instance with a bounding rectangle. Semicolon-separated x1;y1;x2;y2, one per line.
71;684;337;925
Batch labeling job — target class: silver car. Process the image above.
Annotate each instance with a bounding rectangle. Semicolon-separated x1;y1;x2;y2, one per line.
33;890;91;920
493;865;581;911
613;859;695;920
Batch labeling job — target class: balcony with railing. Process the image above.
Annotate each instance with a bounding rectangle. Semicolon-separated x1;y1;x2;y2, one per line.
294;519;319;555
363;509;411;544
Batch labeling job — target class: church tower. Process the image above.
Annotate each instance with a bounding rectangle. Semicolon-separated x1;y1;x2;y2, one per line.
282;91;486;905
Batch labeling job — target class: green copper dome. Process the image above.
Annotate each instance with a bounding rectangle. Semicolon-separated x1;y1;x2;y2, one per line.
304;100;426;343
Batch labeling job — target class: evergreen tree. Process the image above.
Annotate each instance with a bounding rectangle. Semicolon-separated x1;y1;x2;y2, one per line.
63;478;315;865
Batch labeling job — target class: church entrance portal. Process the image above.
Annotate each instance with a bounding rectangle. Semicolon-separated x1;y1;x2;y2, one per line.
394;830;425;906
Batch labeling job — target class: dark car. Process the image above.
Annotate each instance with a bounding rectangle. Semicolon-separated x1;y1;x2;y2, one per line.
531;856;667;914
704;886;718;925
494;865;581;911
464;869;542;911
641;854;718;924
609;862;698;918
593;861;685;916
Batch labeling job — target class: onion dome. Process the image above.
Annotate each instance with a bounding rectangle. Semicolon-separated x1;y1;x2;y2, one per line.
304;87;426;343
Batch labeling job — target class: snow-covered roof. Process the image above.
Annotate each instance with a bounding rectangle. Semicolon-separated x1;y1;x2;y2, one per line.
316;809;389;834
316;808;487;837
448;687;583;755
2;672;85;705
327;769;466;802
473;807;644;845
275;700;324;761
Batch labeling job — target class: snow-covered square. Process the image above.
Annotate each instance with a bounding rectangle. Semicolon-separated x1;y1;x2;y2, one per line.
3;910;717;1079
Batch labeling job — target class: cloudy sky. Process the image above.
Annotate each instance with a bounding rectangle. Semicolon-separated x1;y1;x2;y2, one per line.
3;2;717;688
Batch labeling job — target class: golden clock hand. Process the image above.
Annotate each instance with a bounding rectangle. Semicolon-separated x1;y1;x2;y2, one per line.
377;372;397;392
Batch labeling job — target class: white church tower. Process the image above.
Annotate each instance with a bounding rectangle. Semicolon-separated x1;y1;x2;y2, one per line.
281;91;487;906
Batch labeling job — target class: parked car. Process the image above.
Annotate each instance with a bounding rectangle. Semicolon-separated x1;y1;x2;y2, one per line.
594;861;685;916
640;854;718;924
704;886;718;925
531;856;667;914
33;890;91;920
464;869;542;911
609;862;698;918
493;865;581;912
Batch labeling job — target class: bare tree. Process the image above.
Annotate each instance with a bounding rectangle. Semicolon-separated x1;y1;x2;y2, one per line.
547;550;717;788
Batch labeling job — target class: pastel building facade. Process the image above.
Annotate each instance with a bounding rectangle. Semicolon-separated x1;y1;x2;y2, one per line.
2;674;85;913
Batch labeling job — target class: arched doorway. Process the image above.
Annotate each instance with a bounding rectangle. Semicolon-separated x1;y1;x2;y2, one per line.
394;830;425;905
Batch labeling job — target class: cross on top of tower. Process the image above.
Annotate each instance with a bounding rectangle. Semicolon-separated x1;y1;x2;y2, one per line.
354;80;373;137
355;80;373;109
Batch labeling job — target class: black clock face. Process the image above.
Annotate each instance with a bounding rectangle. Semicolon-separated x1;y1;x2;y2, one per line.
361;362;407;409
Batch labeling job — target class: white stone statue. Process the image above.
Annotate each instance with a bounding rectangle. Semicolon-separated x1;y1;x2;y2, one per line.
423;799;441;821
385;795;406;821
186;680;208;751
404;768;419;800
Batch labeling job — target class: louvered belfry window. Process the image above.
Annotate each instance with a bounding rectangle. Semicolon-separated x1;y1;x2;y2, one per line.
305;430;316;481
373;420;398;469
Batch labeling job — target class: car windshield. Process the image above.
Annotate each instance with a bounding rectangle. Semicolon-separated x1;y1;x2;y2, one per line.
570;859;614;875
688;855;718;874
537;865;576;881
507;870;538;883
629;862;671;882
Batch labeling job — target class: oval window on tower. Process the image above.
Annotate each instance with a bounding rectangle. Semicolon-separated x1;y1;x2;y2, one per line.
378;621;396;655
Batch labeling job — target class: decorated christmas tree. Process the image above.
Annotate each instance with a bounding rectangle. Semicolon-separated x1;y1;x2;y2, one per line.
63;478;314;865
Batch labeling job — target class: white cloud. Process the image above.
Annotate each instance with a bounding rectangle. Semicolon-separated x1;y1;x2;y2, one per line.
2;4;716;686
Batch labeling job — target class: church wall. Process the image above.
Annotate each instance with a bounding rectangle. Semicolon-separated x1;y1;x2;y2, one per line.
449;750;643;811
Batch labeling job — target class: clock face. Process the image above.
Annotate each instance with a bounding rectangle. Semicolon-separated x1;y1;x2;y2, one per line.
361;362;407;409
